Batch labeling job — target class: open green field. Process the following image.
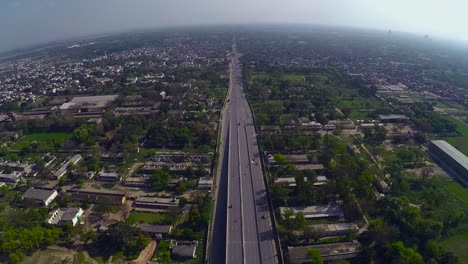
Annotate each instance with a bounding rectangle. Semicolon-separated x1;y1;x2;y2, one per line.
447;116;468;137
335;97;382;110
13;132;72;151
127;211;172;225
443;116;468;155
404;176;468;261
445;181;468;204
349;110;374;121
441;233;468;263
435;178;468;262
446;137;468;156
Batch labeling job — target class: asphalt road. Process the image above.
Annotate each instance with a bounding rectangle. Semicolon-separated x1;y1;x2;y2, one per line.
210;42;277;264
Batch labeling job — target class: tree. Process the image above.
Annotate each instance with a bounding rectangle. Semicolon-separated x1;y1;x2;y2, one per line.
88;156;100;172
306;248;323;264
93;222;149;260
94;197;113;217
150;169;171;191
297;179;317;205
185;166;195;179
80;230;97;245
387;241;423;264
273;153;286;164
304;225;323;244
120;203;131;220
73;125;89;144
270;183;290;206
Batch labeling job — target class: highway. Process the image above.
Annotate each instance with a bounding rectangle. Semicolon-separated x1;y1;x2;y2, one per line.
210;42;277;264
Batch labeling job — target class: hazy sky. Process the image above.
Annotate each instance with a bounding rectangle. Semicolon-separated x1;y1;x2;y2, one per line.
1;0;467;52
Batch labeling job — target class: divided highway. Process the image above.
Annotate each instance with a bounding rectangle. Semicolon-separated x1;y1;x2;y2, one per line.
209;43;278;264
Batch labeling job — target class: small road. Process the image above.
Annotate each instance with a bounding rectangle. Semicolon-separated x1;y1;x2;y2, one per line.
209;41;278;264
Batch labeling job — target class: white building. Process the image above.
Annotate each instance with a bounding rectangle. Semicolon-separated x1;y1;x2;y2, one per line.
48;208;84;226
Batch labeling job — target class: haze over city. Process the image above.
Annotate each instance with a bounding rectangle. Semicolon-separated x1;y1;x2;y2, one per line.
2;0;468;263
1;0;468;52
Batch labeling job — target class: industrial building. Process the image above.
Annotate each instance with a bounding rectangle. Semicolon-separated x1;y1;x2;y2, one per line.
429;140;468;186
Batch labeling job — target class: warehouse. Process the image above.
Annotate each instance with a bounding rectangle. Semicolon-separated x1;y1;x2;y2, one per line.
429;140;468;186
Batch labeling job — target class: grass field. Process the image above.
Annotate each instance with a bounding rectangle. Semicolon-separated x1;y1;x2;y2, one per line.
435;178;468;262
449;116;468;137
127;211;172;225
441;232;468;263
445;181;468;204
13;132;72;151
442;116;468;155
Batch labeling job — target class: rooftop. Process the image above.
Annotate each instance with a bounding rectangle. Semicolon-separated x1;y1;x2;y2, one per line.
288;241;362;262
280;203;344;219
431;140;468;171
135;196;179;205
378;114;409;120
60;95;118;110
135;223;172;234
23;187;56;202
172;241;198;259
48;207;83;225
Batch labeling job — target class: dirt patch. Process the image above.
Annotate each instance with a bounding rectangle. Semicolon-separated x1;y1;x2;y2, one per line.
129;240;157;264
22;246;101;264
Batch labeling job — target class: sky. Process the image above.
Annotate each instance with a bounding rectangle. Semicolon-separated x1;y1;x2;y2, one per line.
1;0;467;52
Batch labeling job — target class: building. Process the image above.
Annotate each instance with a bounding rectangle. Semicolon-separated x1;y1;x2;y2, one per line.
0;171;21;183
314;176;328;186
429;140;468;185
274;177;298;187
134;197;179;210
171;241;198;260
134;223;172;239
288;241;362;262
141;152;212;174
0;131;19;141
267;154;309;164
22;188;58;206
52;154;82;179
378;114;409;123
274;176;327;188
280;203;344;220
168;177;184;188
124;177;149;188
197;177;213;190
47;207;84;226
308;223;359;237
67;188;126;205
141;161;202;173
295;164;325;171
96;170;121;182
0;160;34;175
59;95;118;114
